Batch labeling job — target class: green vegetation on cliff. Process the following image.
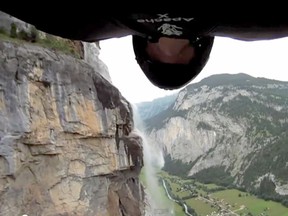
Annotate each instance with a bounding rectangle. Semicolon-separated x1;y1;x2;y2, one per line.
0;23;83;59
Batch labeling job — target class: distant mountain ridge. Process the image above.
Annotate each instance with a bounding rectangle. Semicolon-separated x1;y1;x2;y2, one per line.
137;73;288;204
135;93;177;121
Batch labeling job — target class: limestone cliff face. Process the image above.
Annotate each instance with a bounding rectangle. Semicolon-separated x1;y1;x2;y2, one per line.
0;40;144;215
147;87;250;170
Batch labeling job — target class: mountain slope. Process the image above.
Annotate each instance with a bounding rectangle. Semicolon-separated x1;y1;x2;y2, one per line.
139;73;288;202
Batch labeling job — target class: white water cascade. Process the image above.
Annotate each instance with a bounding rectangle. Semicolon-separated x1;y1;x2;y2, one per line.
132;104;195;216
132;105;174;216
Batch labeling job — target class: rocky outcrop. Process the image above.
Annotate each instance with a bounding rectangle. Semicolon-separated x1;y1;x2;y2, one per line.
83;42;111;82
0;40;144;215
0;11;31;33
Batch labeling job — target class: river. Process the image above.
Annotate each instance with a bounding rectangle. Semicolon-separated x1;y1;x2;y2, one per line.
162;179;194;216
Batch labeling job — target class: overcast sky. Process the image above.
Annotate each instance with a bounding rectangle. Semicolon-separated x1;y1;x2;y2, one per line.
99;35;288;104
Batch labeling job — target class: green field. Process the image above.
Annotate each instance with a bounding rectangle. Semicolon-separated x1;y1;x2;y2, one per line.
211;189;288;216
185;198;218;216
155;171;288;216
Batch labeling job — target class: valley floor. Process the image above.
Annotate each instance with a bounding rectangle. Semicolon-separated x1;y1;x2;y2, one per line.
148;171;288;216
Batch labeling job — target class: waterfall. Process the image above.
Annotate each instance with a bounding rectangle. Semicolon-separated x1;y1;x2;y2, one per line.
132;103;194;216
132;105;173;215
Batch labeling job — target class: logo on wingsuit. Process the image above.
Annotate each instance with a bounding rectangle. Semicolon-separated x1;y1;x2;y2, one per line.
137;13;194;36
137;13;194;23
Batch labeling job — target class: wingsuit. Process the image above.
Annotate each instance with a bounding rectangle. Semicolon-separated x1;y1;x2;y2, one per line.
1;7;288;89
